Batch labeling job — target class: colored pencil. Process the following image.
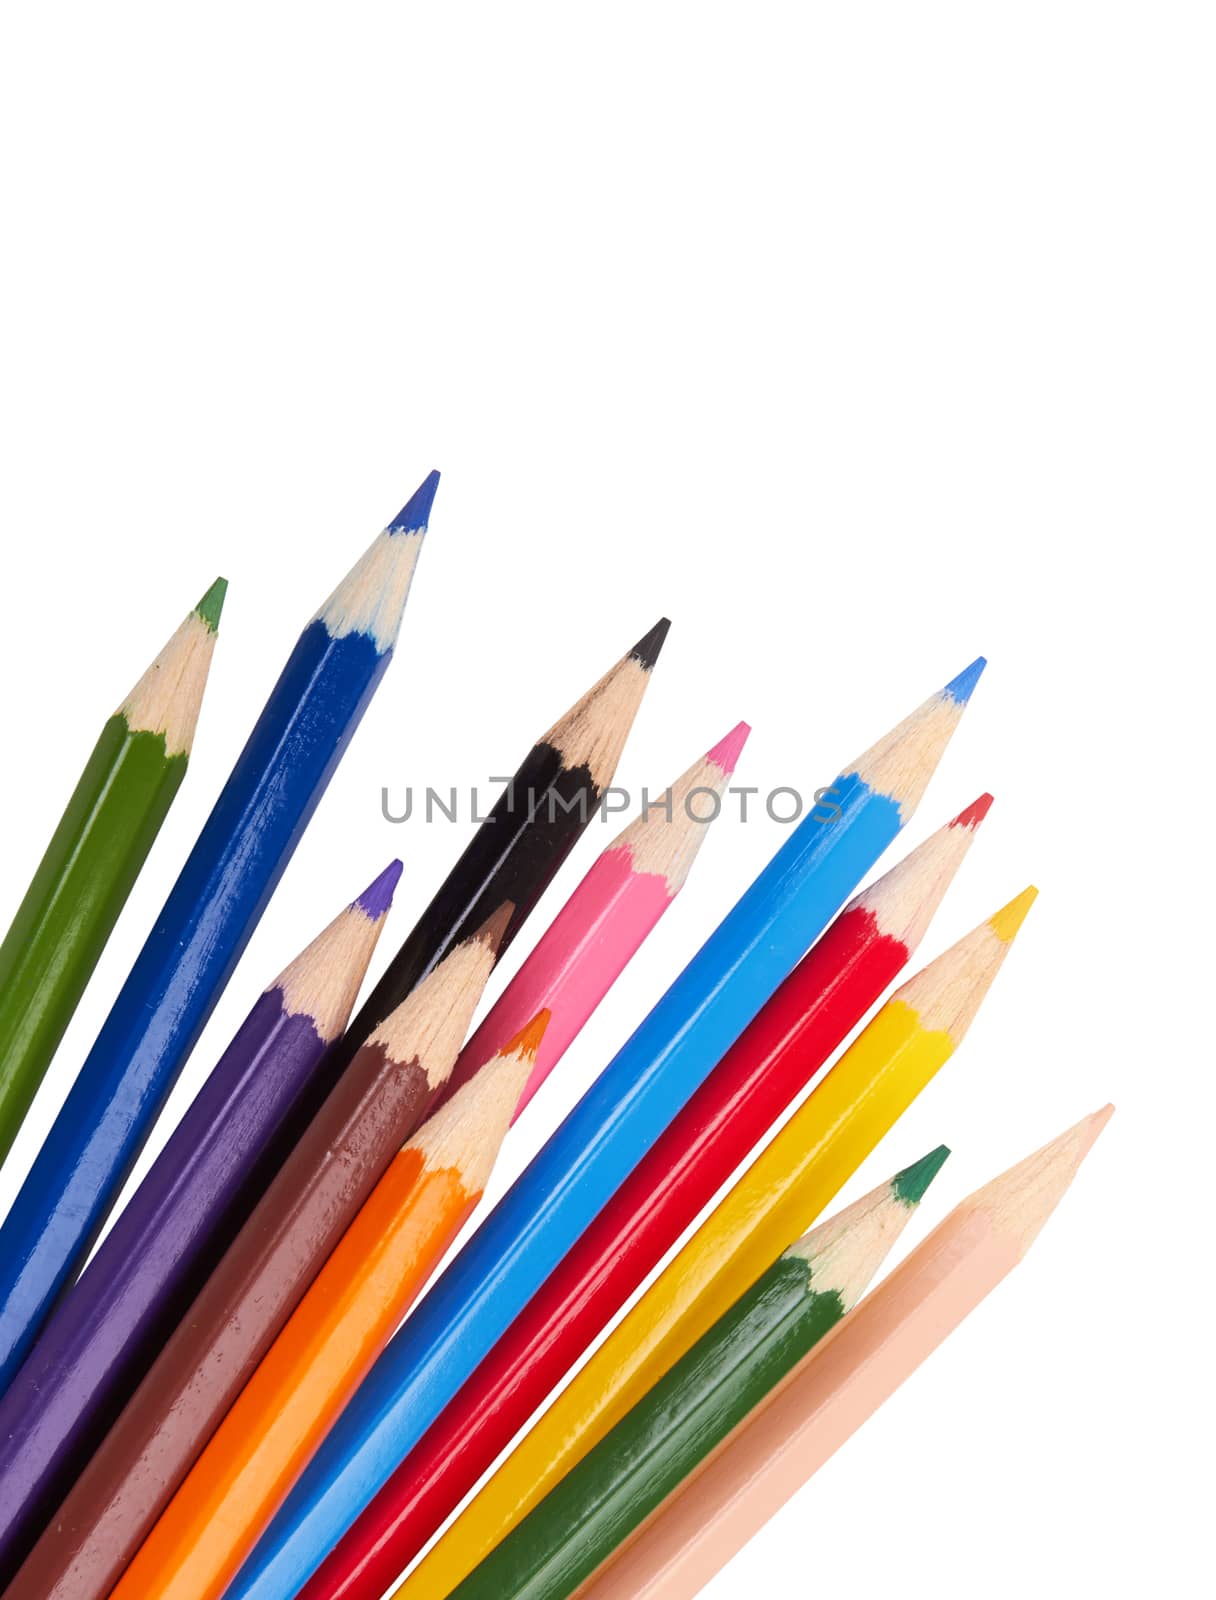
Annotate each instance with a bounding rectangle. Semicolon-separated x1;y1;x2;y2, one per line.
4;907;506;1600
0;862;400;1586
111;1015;551;1600
397;878;1030;1600
226;660;985;1600
449;1148;949;1600
322;619;671;1128
433;721;750;1119
0;579;225;1166
0;474;438;1390
573;1107;1114;1600
304;797;990;1600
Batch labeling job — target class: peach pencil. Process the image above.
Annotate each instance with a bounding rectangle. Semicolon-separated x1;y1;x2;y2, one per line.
575;1107;1114;1600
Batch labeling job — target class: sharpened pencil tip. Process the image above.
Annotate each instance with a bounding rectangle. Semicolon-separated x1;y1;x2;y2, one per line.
989;885;1038;942
1085;1104;1116;1144
976;1104;1115;1259
1086;1103;1115;1133
951;792;994;829
354;860;403;920
943;656;987;704
471;901;515;957
629;617;671;671
503;1009;551;1060
388;470;441;534
893;1144;951;1206
195;577;228;632
706;721;751;777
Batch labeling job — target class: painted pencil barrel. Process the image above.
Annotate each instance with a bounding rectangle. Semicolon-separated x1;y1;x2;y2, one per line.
0;720;185;1156
0;582;226;1165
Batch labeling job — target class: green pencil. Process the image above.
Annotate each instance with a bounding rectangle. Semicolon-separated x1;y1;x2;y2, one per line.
0;579;226;1165
450;1146;950;1600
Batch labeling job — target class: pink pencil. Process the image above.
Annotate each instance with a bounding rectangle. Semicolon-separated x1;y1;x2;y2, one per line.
575;1105;1114;1600
432;722;750;1120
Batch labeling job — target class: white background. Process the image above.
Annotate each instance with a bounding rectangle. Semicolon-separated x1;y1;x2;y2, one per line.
0;5;1210;1597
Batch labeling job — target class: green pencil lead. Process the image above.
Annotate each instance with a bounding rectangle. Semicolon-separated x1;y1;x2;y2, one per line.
195;577;229;633
893;1144;951;1207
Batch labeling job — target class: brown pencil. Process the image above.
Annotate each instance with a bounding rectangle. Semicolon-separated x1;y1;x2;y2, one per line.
110;1015;552;1600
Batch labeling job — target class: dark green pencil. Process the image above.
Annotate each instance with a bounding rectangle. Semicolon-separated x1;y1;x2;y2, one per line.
450;1146;949;1600
0;580;225;1165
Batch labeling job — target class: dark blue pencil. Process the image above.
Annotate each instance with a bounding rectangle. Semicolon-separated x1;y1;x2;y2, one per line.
0;474;437;1392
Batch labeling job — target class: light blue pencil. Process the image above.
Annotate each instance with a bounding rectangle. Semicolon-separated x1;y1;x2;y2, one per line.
228;659;985;1600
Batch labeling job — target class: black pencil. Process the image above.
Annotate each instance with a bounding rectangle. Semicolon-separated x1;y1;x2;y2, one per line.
317;618;668;1116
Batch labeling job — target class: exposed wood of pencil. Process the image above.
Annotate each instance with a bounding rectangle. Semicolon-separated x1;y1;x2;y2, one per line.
4;906;506;1600
434;721;749;1117
0;864;399;1579
300;798;990;1600
574;1107;1114;1600
0;579;226;1167
110;1017;550;1600
397;876;1029;1600
448;1150;946;1600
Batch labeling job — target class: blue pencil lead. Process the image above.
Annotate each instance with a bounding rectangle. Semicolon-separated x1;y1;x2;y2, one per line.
943;656;987;705
389;470;441;535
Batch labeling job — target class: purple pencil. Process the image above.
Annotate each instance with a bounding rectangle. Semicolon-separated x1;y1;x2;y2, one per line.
0;860;402;1579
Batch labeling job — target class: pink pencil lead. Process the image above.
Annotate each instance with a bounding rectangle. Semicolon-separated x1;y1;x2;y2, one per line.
706;721;751;777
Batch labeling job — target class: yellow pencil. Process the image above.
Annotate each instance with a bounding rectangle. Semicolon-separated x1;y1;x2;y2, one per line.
399;886;1036;1600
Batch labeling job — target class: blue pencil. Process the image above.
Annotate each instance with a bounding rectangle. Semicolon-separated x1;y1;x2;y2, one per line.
228;658;985;1600
0;473;438;1391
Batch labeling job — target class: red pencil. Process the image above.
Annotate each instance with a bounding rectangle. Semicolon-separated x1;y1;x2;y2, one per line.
298;795;993;1600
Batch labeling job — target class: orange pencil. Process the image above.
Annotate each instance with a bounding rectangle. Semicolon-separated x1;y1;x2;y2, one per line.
111;1013;552;1600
